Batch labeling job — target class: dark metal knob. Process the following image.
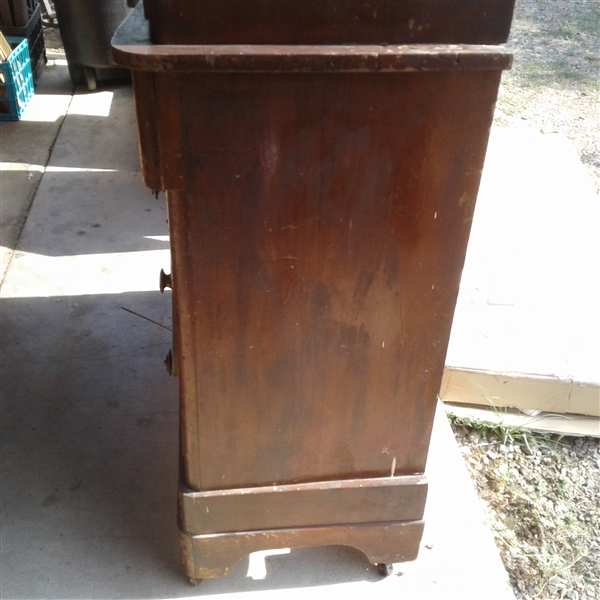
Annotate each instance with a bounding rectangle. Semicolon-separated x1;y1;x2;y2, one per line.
165;349;179;377
159;269;172;293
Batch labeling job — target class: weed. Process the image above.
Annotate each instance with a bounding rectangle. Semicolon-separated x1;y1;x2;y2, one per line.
445;411;555;451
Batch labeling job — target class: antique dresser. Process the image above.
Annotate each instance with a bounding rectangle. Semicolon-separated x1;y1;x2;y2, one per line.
113;0;514;582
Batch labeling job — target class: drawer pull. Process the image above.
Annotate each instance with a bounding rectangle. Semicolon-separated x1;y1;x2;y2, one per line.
159;269;172;292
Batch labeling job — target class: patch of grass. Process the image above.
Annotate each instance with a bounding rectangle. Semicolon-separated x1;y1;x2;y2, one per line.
532;0;600;40
513;62;554;88
506;0;600;91
445;411;551;450
451;408;600;599
557;3;600;38
546;26;577;41
512;55;595;89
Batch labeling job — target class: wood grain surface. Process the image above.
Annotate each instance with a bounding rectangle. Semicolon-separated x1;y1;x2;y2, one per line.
180;474;427;534
144;0;515;46
180;520;425;579
160;69;503;491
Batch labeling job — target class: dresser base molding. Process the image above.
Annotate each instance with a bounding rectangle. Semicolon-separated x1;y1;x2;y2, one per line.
180;519;425;581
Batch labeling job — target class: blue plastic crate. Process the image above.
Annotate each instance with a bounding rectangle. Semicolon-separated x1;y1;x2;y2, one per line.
0;37;34;121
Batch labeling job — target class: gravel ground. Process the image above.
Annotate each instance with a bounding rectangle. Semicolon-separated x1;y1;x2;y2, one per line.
450;418;600;600
451;1;599;599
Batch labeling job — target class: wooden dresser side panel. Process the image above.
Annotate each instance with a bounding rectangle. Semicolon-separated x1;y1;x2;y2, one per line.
171;70;502;491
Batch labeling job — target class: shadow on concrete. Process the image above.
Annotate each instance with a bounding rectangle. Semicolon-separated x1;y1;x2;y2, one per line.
1;288;379;597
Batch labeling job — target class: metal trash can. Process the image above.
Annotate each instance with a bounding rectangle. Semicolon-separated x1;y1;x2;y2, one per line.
54;0;131;90
113;0;514;583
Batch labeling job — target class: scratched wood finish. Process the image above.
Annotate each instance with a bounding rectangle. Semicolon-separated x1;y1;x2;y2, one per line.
161;69;503;492
117;44;513;76
144;0;515;46
179;475;427;535
180;520;425;580
112;2;512;579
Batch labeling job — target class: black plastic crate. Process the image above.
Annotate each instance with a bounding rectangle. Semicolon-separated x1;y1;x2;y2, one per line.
0;4;46;84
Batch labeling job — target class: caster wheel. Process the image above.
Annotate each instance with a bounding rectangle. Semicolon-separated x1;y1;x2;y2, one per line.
377;563;393;577
189;578;202;586
84;67;97;91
